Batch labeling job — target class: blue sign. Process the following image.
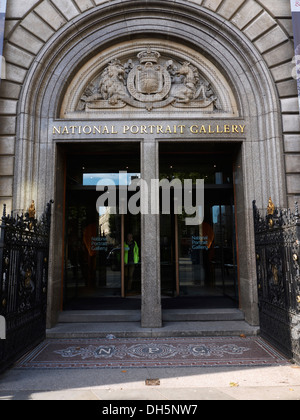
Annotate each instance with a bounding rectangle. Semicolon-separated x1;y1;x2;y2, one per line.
0;0;7;82
0;315;6;339
291;0;300;112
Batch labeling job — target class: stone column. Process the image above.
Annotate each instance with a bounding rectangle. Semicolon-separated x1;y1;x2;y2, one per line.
140;137;162;328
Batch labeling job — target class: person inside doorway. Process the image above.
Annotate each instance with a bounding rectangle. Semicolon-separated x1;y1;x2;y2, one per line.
124;233;139;292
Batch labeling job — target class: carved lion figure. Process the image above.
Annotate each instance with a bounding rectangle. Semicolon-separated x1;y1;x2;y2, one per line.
98;60;127;105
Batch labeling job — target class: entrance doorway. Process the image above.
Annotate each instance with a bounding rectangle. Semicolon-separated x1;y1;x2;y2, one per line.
61;142;240;312
62;143;141;310
159;143;239;308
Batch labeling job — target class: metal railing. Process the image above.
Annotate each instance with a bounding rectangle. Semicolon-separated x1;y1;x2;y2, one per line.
253;199;300;363
0;201;53;372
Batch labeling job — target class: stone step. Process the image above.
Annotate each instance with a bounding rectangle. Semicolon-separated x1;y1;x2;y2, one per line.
47;320;259;339
58;310;141;323
163;308;245;322
58;308;245;324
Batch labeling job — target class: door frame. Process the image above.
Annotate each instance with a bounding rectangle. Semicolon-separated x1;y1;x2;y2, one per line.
159;144;239;303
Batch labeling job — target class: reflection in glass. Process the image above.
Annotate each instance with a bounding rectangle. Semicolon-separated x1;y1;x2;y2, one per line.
65;201;122;302
159;144;239;304
83;173;140;186
63;145;141;308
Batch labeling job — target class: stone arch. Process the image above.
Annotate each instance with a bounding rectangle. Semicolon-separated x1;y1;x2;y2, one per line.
5;0;292;325
5;0;293;86
3;0;296;214
13;0;287;212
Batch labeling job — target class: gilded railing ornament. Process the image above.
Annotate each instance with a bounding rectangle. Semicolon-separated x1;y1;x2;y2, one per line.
267;197;275;228
267;197;275;216
28;200;36;219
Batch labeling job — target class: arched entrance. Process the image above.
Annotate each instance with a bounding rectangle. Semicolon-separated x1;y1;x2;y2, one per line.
14;1;286;328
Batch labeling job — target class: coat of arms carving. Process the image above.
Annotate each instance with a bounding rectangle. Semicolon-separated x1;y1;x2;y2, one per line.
78;48;218;112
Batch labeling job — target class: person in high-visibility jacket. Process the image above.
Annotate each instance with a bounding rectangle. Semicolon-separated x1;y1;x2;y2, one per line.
124;233;139;292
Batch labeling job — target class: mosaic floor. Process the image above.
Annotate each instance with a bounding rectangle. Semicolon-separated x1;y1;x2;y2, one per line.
15;337;289;369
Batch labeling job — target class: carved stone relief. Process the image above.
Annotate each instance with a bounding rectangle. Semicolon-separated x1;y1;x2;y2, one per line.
77;48;219;112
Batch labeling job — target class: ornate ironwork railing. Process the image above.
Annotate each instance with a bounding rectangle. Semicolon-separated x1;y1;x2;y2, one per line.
0;201;53;372
253;199;300;363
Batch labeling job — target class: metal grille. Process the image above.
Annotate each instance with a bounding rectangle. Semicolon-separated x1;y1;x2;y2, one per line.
0;201;53;372
253;200;300;362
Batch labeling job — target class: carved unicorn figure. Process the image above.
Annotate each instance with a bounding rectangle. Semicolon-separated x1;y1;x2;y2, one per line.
170;61;199;103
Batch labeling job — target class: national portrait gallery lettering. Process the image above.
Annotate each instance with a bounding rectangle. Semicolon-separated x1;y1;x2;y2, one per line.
52;123;246;136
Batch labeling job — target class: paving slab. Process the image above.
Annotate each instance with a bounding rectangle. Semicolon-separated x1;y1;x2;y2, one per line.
0;332;299;401
0;364;300;400
46;321;259;338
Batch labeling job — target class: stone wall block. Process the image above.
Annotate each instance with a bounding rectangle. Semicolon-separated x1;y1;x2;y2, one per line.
202;0;223;11
281;98;300;114
0;99;18;115
0;117;16;136
93;0;110;5
0;81;22;100
244;11;277;41
254;26;288;54
20;12;55;42
285;154;300;173
263;41;295;68
188;0;204;6
9;26;44;55
277;79;298;98
0;137;15;156
278;19;293;37
73;0;95;12
259;0;292;18
4;20;19;40
287;175;300;194
0;156;14;176
284;135;300;152
5;63;27;84
231;0;263;30
50;0;80;21
34;0;67;30
6;0;40;19
0;177;13;196
3;43;35;69
283;115;300;133
217;0;245;20
271;62;294;83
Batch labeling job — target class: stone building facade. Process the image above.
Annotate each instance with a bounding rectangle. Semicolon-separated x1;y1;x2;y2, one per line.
0;0;299;329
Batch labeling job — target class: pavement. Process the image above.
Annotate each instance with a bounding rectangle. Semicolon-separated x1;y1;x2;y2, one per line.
0;335;300;401
0;359;300;401
0;315;299;401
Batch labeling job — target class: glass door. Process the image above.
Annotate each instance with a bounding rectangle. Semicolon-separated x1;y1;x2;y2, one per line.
159;143;239;306
123;214;141;296
63;144;141;309
174;191;238;299
65;191;122;303
211;204;238;299
160;212;176;296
